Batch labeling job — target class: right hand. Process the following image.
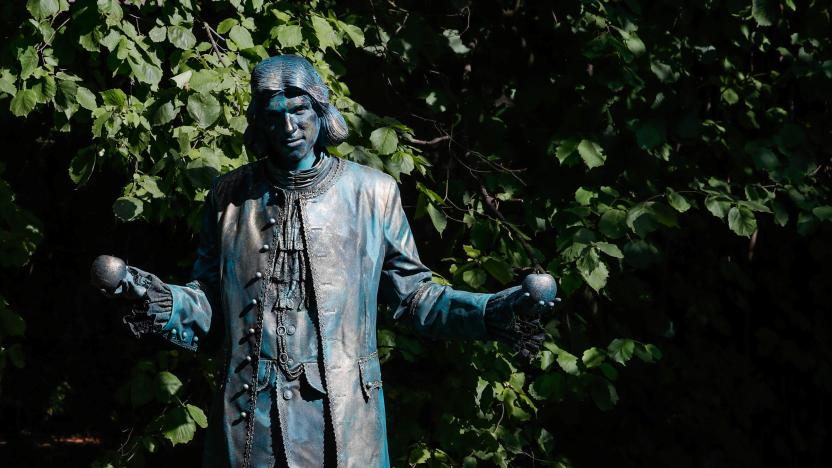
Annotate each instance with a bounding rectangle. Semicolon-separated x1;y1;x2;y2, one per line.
90;255;148;300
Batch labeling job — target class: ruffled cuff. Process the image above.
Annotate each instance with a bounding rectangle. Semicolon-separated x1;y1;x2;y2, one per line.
485;286;546;359
121;266;173;338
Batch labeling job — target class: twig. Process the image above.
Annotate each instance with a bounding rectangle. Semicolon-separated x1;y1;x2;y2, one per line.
203;22;227;61
407;135;451;146
479;184;545;272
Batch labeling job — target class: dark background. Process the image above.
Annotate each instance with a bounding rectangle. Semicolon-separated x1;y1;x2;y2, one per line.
1;1;831;467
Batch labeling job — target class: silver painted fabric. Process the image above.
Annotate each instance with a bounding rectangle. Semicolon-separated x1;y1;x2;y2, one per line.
130;154;500;467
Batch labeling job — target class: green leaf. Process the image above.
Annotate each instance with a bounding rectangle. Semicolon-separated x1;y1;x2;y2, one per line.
149;26;166;42
574;187;596;206
483;258;513;285
556;350;579;375
26;0;59;20
0;69;16;95
128;59;163;88
187;93;222;128
152;101;179;126
705;195;731;219
188;70;219;94
426;203;447;236
229;25;254;49
577;139;606;169
156;371;183;400
462;268;486;289
10;89;38;117
582;347;606;368
727;206;757;237
186;147;223;189
337;21;365;47
113;196;143;221
443;29;470;54
595;242;623;259
161;406;196;446
168;25;197;50
667;190;691;213
172;70;193;89
599;208;626;239
529;373;563;400
69;148;96;185
369;127;398;155
76;87;97;111
589;377;619;411
19;47;39;80
186;404;208;429
311;16;339;51
813;206;832;221
607;338;636;365
217;18;238;35
101;88;127;108
752;0;775;26
275;24;303;49
555;139;578;163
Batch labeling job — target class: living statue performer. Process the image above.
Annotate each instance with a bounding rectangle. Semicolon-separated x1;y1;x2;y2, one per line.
91;55;558;468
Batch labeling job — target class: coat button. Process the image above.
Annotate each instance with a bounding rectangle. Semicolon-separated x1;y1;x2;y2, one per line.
282;389;293;400
248;328;255;335
243;383;250;390
251;298;258;305
262;244;270;251
240;411;248;419
255;271;263;279
170;329;177;335
287;325;296;335
193;336;199;342
268;217;276;225
245;355;253;362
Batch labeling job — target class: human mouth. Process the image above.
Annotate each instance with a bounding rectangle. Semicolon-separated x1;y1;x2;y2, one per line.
283;137;304;147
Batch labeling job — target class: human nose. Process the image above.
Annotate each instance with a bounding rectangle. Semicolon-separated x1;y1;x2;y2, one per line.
282;113;296;134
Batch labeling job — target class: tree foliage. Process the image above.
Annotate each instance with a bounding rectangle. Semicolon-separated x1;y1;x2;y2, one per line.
0;0;831;466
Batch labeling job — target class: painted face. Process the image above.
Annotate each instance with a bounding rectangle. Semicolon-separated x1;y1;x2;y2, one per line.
256;90;321;165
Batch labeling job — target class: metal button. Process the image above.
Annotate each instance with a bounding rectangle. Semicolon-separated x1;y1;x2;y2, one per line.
268;217;276;225
240;411;248;419
242;383;250;390
255;271;263;279
193;336;199;342
277;325;287;336
282;389;293;400
170;329;177;335
181;331;187;338
248;328;255;335
251;298;258;305
287;325;296;335
262;244;270;251
245;355;252;362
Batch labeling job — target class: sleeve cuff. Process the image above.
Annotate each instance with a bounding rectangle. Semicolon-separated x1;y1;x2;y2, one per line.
485;286;547;358
121;267;173;337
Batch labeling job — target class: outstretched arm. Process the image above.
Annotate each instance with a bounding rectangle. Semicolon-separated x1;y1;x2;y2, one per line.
92;183;221;352
378;180;557;355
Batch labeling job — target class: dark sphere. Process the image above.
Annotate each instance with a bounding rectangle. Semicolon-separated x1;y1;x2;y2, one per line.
90;255;127;291
521;273;558;302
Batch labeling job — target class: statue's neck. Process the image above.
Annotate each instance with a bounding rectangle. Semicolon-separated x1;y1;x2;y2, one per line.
268;150;317;173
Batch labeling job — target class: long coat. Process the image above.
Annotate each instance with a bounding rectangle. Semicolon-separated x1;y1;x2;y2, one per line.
156;156;493;467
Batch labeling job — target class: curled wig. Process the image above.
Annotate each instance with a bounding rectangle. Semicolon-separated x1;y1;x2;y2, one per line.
243;55;349;158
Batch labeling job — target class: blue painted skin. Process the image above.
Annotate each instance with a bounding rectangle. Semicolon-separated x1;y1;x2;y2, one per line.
92;54;559;468
257;91;320;171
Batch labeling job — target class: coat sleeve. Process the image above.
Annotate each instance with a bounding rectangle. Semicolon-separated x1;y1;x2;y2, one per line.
378;179;493;340
122;182;220;352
